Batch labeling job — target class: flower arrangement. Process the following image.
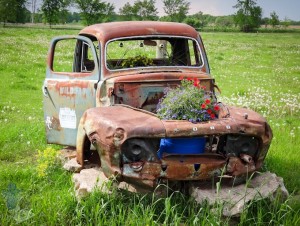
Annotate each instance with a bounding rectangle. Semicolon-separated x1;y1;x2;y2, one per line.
156;77;220;123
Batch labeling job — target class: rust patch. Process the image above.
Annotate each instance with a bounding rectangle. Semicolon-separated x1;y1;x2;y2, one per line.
227;157;256;176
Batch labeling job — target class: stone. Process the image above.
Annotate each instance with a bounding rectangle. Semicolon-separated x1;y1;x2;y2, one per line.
64;152;289;216
189;171;289;217
59;147;77;162
72;167;111;199
63;157;82;173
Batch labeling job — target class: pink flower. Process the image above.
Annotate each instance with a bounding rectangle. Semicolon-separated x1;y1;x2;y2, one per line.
201;103;206;109
205;99;211;104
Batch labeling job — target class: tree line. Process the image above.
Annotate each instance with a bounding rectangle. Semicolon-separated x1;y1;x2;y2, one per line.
0;0;298;31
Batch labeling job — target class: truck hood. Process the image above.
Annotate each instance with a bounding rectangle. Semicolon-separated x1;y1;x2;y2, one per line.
82;105;270;147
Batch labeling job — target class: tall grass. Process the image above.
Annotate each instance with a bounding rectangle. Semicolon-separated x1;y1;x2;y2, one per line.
0;27;299;225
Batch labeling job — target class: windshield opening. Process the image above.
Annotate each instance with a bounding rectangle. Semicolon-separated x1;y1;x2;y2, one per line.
106;36;203;70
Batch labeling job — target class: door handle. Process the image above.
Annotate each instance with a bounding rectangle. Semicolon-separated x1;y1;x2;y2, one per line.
42;85;48;97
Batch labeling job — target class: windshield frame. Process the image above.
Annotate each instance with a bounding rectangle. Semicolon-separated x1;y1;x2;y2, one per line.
104;35;205;72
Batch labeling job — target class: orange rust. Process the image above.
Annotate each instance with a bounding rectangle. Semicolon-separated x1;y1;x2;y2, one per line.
79;21;199;44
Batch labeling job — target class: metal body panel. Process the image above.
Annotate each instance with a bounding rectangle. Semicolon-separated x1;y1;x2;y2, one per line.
43;36;99;146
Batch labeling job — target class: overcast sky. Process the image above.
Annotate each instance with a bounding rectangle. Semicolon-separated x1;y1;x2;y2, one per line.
107;0;300;21
32;0;300;21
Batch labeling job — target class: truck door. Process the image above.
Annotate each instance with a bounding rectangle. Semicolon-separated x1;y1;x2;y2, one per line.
43;36;99;146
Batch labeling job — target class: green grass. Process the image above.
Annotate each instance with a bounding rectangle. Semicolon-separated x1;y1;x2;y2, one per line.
0;27;299;225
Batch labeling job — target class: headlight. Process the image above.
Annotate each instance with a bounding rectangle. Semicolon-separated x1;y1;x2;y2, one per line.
223;135;259;157
121;138;159;163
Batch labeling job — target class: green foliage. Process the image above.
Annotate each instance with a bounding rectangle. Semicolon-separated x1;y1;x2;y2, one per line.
74;0;115;25
41;0;64;27
183;16;201;29
233;0;262;32
162;0;190;22
135;0;158;20
215;15;235;27
119;2;135;20
36;147;59;178
157;78;220;122
281;17;292;28
119;0;158;21
270;11;280;28
0;0;27;25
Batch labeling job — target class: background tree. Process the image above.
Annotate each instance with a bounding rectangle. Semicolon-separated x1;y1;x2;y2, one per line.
58;0;72;24
0;0;28;26
183;16;200;29
190;11;216;29
133;0;158;20
215;16;234;28
119;2;135;20
30;0;37;23
74;0;115;25
269;11;279;28
233;0;262;32
281;17;291;29
162;0;190;22
119;0;157;21
41;0;63;27
261;17;269;28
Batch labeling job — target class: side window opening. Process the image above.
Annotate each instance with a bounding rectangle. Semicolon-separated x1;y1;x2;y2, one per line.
189;40;202;66
52;38;98;73
52;39;75;72
80;41;96;72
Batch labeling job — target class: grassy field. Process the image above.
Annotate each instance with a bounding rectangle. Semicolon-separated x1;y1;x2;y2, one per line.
0;27;299;225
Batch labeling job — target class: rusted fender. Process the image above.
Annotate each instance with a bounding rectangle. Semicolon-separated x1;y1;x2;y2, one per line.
76;105;166;170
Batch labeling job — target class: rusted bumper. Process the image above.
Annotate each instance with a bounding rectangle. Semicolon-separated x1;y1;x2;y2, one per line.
122;154;227;188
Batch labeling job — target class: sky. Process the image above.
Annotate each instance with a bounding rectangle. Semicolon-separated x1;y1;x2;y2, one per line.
107;0;300;21
32;0;300;21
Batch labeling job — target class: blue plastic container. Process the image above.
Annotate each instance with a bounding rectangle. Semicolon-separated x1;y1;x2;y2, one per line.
158;137;206;159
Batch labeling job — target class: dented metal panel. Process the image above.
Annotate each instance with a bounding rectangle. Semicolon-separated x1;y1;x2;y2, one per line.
43;36;99;146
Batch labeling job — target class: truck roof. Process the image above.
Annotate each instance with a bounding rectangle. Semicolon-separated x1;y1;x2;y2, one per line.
79;21;199;42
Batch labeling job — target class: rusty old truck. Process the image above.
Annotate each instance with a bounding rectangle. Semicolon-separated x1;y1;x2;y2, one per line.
43;21;272;190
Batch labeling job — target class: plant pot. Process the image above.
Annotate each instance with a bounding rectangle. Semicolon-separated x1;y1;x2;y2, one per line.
158;137;206;159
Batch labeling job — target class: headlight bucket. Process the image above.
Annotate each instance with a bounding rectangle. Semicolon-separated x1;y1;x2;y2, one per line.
223;135;259;157
121;138;160;163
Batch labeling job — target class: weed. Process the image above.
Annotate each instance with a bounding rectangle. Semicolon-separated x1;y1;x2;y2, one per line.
36;147;59;178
